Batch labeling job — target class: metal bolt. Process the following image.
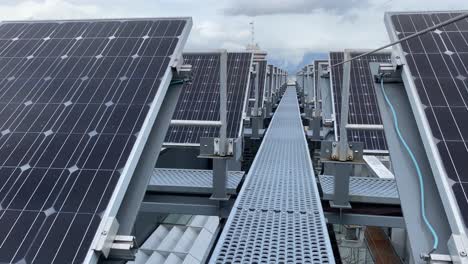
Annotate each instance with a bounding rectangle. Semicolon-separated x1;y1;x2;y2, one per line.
332;143;337;147
460;251;467;257
331;155;337;160
348;155;353;160
101;231;107;235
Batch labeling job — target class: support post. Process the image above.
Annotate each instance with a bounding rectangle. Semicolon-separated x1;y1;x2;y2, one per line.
219;50;228;156
331;163;352;208
210;49;230;200
212;159;228;199
339;52;352;161
253;62;259;117
265;65;273;118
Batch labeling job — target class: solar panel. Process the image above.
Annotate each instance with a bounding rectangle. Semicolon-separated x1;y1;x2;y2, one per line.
0;18;190;263
248;60;267;110
266;64;274;101
329;51;390;151
165;52;252;145
314;60;328;107
387;11;468;227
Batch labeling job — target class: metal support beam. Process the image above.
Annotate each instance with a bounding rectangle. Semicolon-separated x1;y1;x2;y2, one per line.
170;120;222;127
115;78;184;235
331;163;352;208
140;194;234;218
345;124;384;131
370;62;452;260
338;52;352;161
324;212;405;228
219;50;228;156
212;159;229;200
253;62;260;116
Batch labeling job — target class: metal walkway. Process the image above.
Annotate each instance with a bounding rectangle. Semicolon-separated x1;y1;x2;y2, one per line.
319;175;400;205
209;88;335;263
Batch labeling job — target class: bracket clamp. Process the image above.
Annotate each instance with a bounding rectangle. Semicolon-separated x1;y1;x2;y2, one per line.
420;253;452;263
94;218;136;260
375;62;403;83
320;141;364;162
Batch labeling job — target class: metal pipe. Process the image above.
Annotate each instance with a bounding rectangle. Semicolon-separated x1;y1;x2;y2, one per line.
346;124;384;131
219;49;228;156
331;12;468;68
170;120;222;126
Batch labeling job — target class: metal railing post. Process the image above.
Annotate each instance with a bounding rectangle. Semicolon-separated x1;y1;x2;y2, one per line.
339;52;352;161
219;49;228;156
253;62;259;116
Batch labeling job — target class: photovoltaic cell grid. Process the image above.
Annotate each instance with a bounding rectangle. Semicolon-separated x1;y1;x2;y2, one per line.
389;12;468;226
165;52;252;144
248;60;267;109
0;18;188;264
329;51;390;151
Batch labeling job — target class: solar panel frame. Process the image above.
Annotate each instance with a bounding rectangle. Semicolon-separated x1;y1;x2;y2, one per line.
329;50;390;152
0;17;192;264
266;64;274;102
385;10;468;234
248;60;267;110
314;59;328;109
164;50;253;146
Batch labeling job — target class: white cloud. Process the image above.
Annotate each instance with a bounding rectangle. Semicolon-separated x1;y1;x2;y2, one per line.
223;0;368;16
0;0;467;72
0;0;100;20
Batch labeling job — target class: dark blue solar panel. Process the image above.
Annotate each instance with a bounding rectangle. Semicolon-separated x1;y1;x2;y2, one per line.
165;52;252;144
0;18;188;264
248;60;267;109
330;51;390;151
390;11;468;227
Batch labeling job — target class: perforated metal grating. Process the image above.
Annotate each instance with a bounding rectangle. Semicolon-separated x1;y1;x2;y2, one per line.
210;88;334;263
149;168;244;194
319;175;400;205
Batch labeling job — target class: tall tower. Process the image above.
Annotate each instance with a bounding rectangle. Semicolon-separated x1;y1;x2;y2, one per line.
246;21;260;51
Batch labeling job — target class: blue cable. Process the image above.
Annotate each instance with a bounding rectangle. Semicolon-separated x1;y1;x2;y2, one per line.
379;77;439;253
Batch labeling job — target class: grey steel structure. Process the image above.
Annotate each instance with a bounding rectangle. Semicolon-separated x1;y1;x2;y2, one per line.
382;10;468;263
209;87;335;263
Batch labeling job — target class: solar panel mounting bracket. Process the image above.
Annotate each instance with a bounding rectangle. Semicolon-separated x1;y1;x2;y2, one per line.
94;216;119;258
93;219;137;260
447;234;468;264
306;115;322;141
375;63;403;83
420;253;452;263
170;53;186;73
106;235;137;261
199;137;238;158
198;137;240;201
321;69;330;78
320;141;364;163
172;63;192;82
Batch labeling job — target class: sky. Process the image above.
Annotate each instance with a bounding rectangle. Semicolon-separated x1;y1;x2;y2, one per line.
0;0;467;72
